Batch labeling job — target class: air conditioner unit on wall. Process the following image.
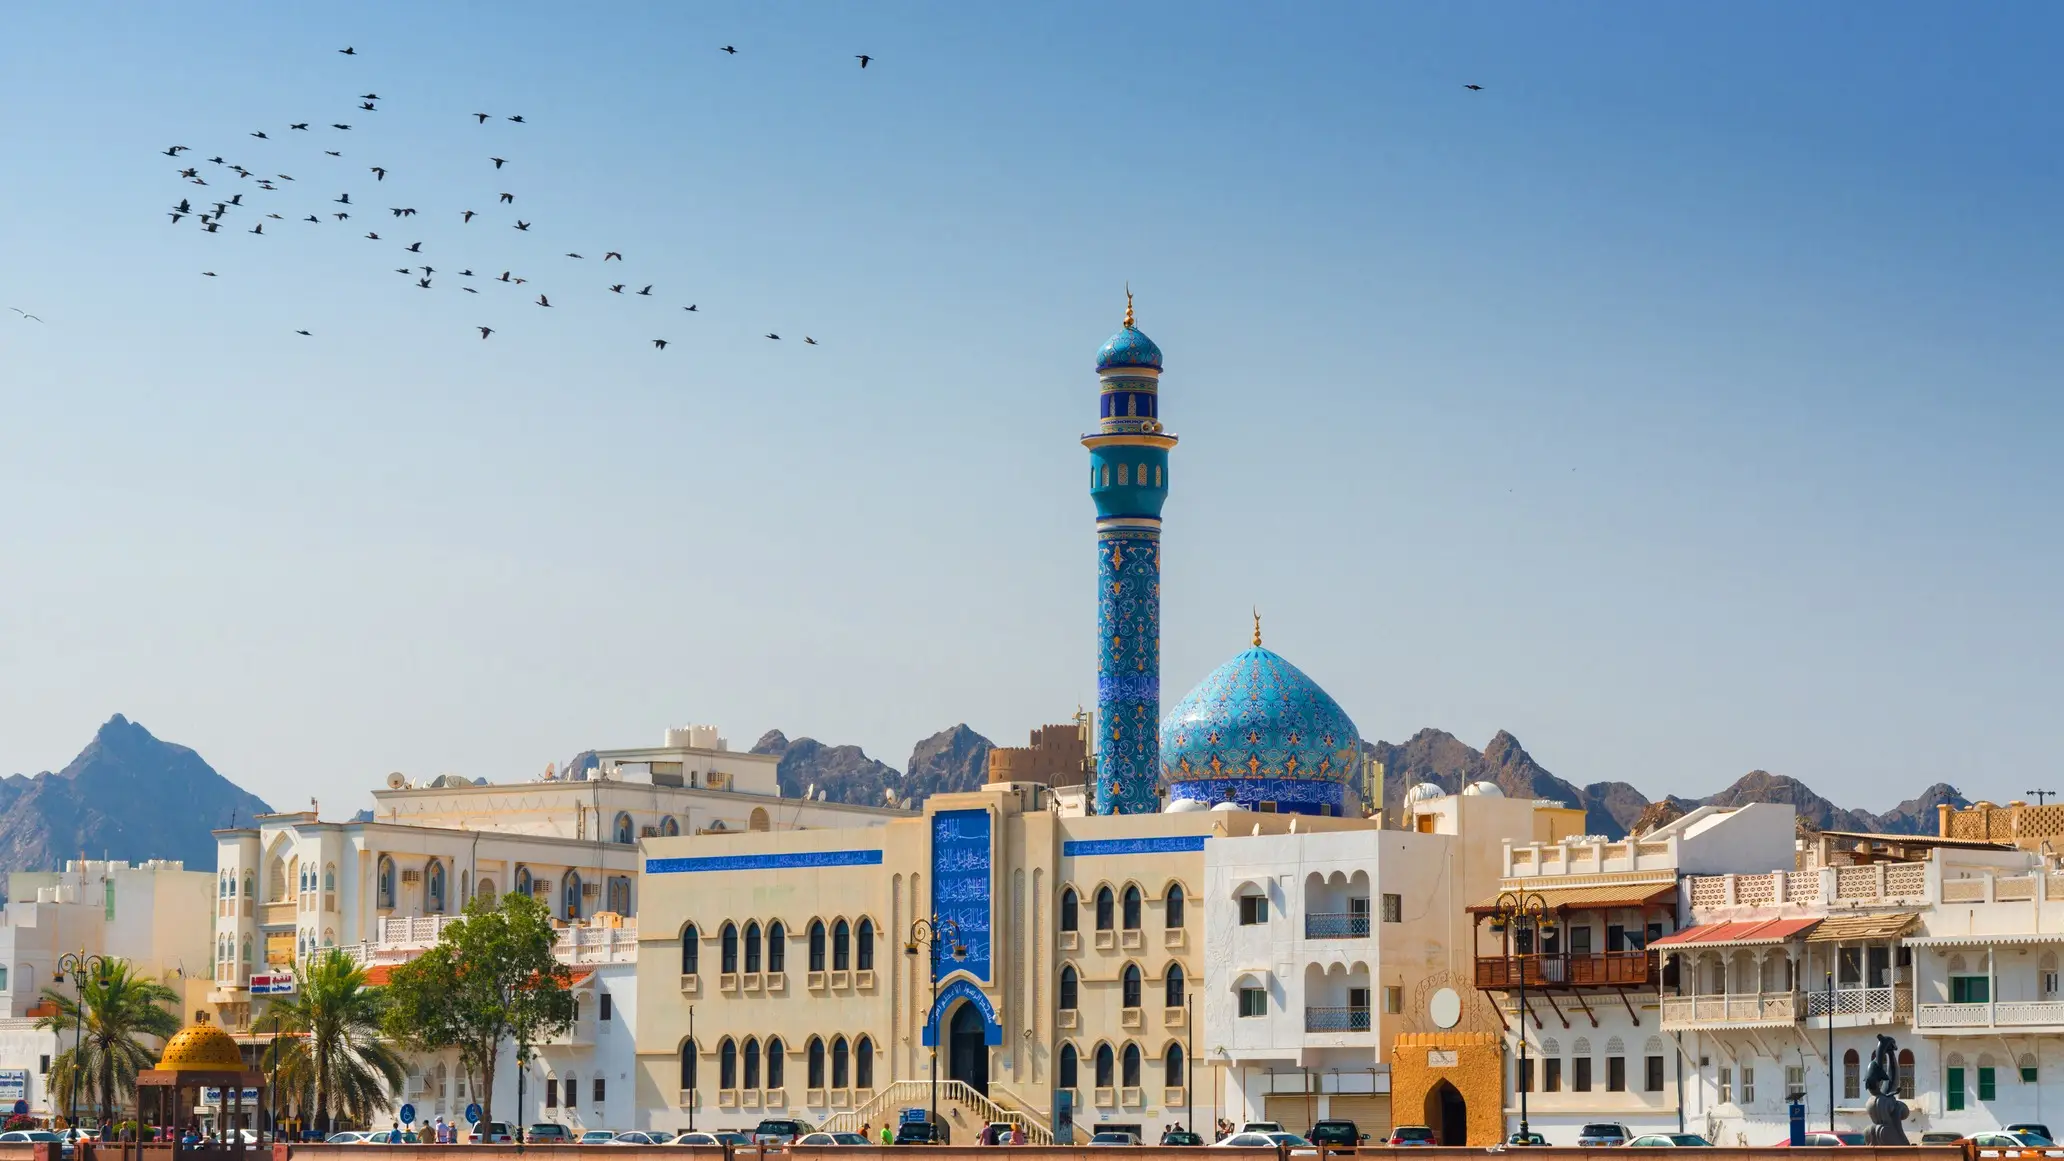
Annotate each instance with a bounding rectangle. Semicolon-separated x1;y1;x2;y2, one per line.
400;870;422;883
583;884;601;897
641;826;660;838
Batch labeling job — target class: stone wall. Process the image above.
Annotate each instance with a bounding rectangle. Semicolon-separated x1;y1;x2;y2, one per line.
1388;1031;1504;1146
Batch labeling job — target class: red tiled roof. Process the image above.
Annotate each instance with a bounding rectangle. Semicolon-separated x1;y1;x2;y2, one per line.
1650;917;1819;948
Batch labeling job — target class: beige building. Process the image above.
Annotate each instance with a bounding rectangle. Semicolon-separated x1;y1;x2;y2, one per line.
634;781;1369;1141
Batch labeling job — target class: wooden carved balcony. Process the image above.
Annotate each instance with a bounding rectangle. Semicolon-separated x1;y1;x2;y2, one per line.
1474;951;1657;990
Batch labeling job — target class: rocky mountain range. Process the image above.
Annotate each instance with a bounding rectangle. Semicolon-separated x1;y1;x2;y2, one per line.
0;714;273;878
0;715;1970;880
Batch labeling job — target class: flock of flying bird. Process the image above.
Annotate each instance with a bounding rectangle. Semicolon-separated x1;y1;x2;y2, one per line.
153;43;874;348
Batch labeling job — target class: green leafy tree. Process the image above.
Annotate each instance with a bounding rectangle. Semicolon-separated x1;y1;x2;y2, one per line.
35;958;180;1125
380;891;575;1133
260;951;406;1133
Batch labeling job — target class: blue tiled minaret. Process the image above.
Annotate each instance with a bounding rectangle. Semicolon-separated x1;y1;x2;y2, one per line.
1086;291;1176;815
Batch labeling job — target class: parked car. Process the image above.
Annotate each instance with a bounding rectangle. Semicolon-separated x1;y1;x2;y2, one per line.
1968;1132;2052;1149
1388;1126;1437;1147
1628;1135;1712;1147
1308;1120;1364;1148
527;1124;574;1143
713;1131;755;1147
1090;1131;1142;1146
1507;1133;1549;1147
581;1131;619;1144
674;1132;722;1146
894;1120;950;1145
1577;1123;1634;1148
472;1122;514;1144
325;1132;369;1145
753;1119;813;1145
1919;1134;1964;1146
1239;1122;1285;1135
2007;1126;2057;1144
1774;1133;1866;1147
1163;1130;1206;1146
613;1132;670;1145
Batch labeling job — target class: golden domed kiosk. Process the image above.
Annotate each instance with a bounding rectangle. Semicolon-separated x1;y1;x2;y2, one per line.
134;1013;265;1158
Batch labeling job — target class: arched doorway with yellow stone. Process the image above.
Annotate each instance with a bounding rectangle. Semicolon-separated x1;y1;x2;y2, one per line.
1389;1032;1502;1146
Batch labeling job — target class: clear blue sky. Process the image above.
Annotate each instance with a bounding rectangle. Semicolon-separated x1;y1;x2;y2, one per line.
4;2;2059;814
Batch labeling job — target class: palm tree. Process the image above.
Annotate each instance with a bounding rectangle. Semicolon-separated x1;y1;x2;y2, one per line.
35;959;180;1125
261;951;404;1133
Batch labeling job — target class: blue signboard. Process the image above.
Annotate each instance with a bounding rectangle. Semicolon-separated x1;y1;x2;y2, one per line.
201;1088;260;1104
465;1103;481;1125
930;809;991;982
1054;1091;1074;1145
399;1103;416;1125
900;1108;927;1125
922;978;1003;1047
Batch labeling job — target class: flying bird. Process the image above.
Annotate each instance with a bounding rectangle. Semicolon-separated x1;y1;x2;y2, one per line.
566;253;584;259
249;223;263;234
251;130;268;139
275;174;293;181
291;123;309;130
179;167;198;177
208;156;224;164
609;284;624;293
366;231;380;239
267;213;284;220
721;45;737;54
652;339;668;349
856;54;871;68
603;251;622;261
202;272;216;277
203;221;220;232
479;327;494;339
416;277;431;289
491;157;507;168
636;285;653;296
9;308;44;321
189;176;208;185
168;212;185;224
405;241;422;252
682;305;697;312
1464;83;1483;91
507;115;525;123
296;329;312;335
462;210;476;222
474;113;490;124
228;194;243;206
162;146;186;157
371;167;386;180
395;268;412;275
498;193;513;203
498;271;512;282
231;166;252;178
462;286;479;294
335;193;351;204
420;265;434;275
459;269;473;276
305;215;320;223
361;93;380;101
361;101;377;111
324;150;342;157
804;336;817;345
332;124;352;131
334;213;350;220
212;202;227;214
765;333;780;340
338;46;354;54
536;294;551;307
514;220;530;230
175;198;192;213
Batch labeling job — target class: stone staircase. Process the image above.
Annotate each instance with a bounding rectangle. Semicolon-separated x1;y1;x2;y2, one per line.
819;1079;1052;1145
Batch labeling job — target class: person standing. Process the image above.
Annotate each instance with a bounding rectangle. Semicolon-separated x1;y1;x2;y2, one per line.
880;1124;893;1146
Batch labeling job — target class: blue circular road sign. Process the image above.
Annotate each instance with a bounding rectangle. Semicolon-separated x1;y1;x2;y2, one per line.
399;1103;416;1125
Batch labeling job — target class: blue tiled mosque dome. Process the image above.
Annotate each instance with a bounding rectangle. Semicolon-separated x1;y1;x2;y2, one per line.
1096;325;1163;372
1157;640;1361;816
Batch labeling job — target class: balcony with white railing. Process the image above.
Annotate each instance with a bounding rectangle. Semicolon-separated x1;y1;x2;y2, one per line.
554;921;640;964
1504;836;1678;879
1684;863;1933;911
1304;912;1372;940
1804;984;1911;1026
1661;992;1799;1029
1916;1000;2064;1032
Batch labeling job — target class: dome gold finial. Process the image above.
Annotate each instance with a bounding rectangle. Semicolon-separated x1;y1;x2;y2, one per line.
1252;607;1262;648
1124;283;1135;329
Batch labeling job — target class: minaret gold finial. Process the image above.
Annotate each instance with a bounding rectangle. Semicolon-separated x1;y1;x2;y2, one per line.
1252;607;1262;648
1124;283;1135;329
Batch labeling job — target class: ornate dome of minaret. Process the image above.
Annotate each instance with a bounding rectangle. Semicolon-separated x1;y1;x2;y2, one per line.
1157;615;1362;816
1095;289;1163;371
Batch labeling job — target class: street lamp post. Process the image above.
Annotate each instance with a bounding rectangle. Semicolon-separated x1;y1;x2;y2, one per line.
55;952;109;1140
903;917;966;1135
1486;892;1553;1145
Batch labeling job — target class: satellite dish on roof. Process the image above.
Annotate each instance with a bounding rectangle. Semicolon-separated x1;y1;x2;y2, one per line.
385;772;408;790
1430;987;1462;1030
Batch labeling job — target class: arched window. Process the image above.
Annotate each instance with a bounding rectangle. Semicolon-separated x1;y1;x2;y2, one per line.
831;1037;850;1089
1118;463;1130;486
1121;1043;1142;1088
243;871;255;902
1059;1044;1079;1089
660;815;680;837
768;922;786;973
719;1039;737;1091
681;924;700;974
1122;885;1142;930
1897;1049;1915;1099
268;857;287;902
808;920;828;972
1165;963;1185;1009
857;919;875;970
376;856;396;908
1060;966;1079;1010
1165;884;1185;928
744;922;763;973
855;1037;874;1089
1095;886;1115;931
219;874;229;899
427;861;446;913
563;1072;577;1110
833;919;852;971
515;865;532;895
1165;1043;1184;1087
679;1040;697;1090
720;922;739;973
766;1037;785;1089
743;1038;761;1091
1843;1049;1861;1101
1122;964;1142;1009
1061;888;1079;932
476;877;495;901
458;869;468;904
749;807;771;832
614;812;635;844
241;935;251;964
563;872;584;920
1094;1044;1114;1089
807;1039;825;1089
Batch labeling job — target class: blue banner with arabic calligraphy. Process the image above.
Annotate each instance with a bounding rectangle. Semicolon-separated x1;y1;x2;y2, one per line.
930;808;992;982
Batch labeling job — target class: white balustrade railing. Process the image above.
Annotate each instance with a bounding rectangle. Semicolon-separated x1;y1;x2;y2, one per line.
1662;992;1797;1027
1913;1001;2064;1029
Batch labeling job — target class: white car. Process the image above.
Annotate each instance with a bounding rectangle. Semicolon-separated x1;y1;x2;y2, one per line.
326;1133;368;1145
580;1131;618;1144
1215;1132;1315;1154
1239;1123;1284;1135
611;1132;668;1145
795;1133;871;1146
1090;1131;1141;1146
1629;1135;1713;1148
674;1133;722;1146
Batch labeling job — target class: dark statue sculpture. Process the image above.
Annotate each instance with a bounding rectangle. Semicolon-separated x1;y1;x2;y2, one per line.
1863;1033;1910;1145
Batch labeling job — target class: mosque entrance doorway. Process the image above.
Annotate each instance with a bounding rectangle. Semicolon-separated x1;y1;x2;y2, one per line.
946;1001;989;1096
1424;1079;1467;1146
